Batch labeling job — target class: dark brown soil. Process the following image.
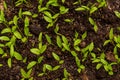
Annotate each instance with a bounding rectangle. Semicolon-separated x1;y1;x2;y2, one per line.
0;0;120;80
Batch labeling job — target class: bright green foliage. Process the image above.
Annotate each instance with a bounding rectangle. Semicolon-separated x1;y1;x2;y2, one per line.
27;61;37;69
114;11;120;18
89;17;98;32
20;68;33;79
92;52;117;75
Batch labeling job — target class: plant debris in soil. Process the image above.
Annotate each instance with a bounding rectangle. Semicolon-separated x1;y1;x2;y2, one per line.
0;0;120;80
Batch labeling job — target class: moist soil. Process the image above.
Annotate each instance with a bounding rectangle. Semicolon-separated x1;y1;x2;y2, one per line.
0;0;120;80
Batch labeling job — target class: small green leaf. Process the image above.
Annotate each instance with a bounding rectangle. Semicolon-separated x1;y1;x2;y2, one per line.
90;6;98;14
30;48;40;55
101;59;108;64
0;36;10;41
14;51;23;60
13;15;18;26
75;6;89;11
32;14;38;18
7;58;12;68
104;65;109;71
52;13;59;19
89;42;94;52
18;8;22;18
92;59;100;63
3;1;7;9
38;56;44;64
91;52;96;58
39;45;47;54
20;68;27;78
96;63;102;70
62;43;70;51
44;15;53;23
38;32;42;42
1;28;11;34
89;17;95;25
114;11;120;18
27;69;32;78
64;68;69;78
103;40;110;46
43;11;52;18
38;7;48;12
108;71;113;75
56;36;62;48
100;52;105;59
45;34;52;44
94;24;98;32
82;31;87;40
10;44;14;57
74;39;81;46
13;31;22;39
52;52;60;61
116;44;120;48
74;46;80;51
62;35;68;44
109;28;114;40
22;11;32;16
24;16;29;27
0;48;4;54
0;64;3;67
53;65;60;71
38;73;44;76
27;61;37;69
71;51;77;57
45;64;53;71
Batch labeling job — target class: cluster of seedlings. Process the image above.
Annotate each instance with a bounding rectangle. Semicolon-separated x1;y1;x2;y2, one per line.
0;0;120;79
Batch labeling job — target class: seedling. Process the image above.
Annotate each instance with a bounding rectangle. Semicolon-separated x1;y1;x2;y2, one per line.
38;64;60;76
62;68;70;80
114;11;120;18
15;0;28;6
103;28;114;46
30;32;47;55
92;52;117;75
20;68;33;80
89;17;98;32
52;52;64;64
43;11;59;28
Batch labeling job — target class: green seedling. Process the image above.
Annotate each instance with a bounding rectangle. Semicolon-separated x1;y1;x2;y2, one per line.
64;19;74;23
46;0;59;8
54;24;60;34
20;68;33;80
43;11;59;28
70;51;85;73
38;64;60;76
15;0;28;6
59;6;69;14
61;35;70;51
45;34;52;44
89;17;98;32
0;64;3;67
75;4;98;15
27;61;37;70
3;1;7;10
0;10;7;25
7;58;12;68
62;68;70;80
96;0;107;8
52;52;64;64
103;28;114;46
81;42;94;62
114;11;120;18
30;32;47;55
92;52;117;75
